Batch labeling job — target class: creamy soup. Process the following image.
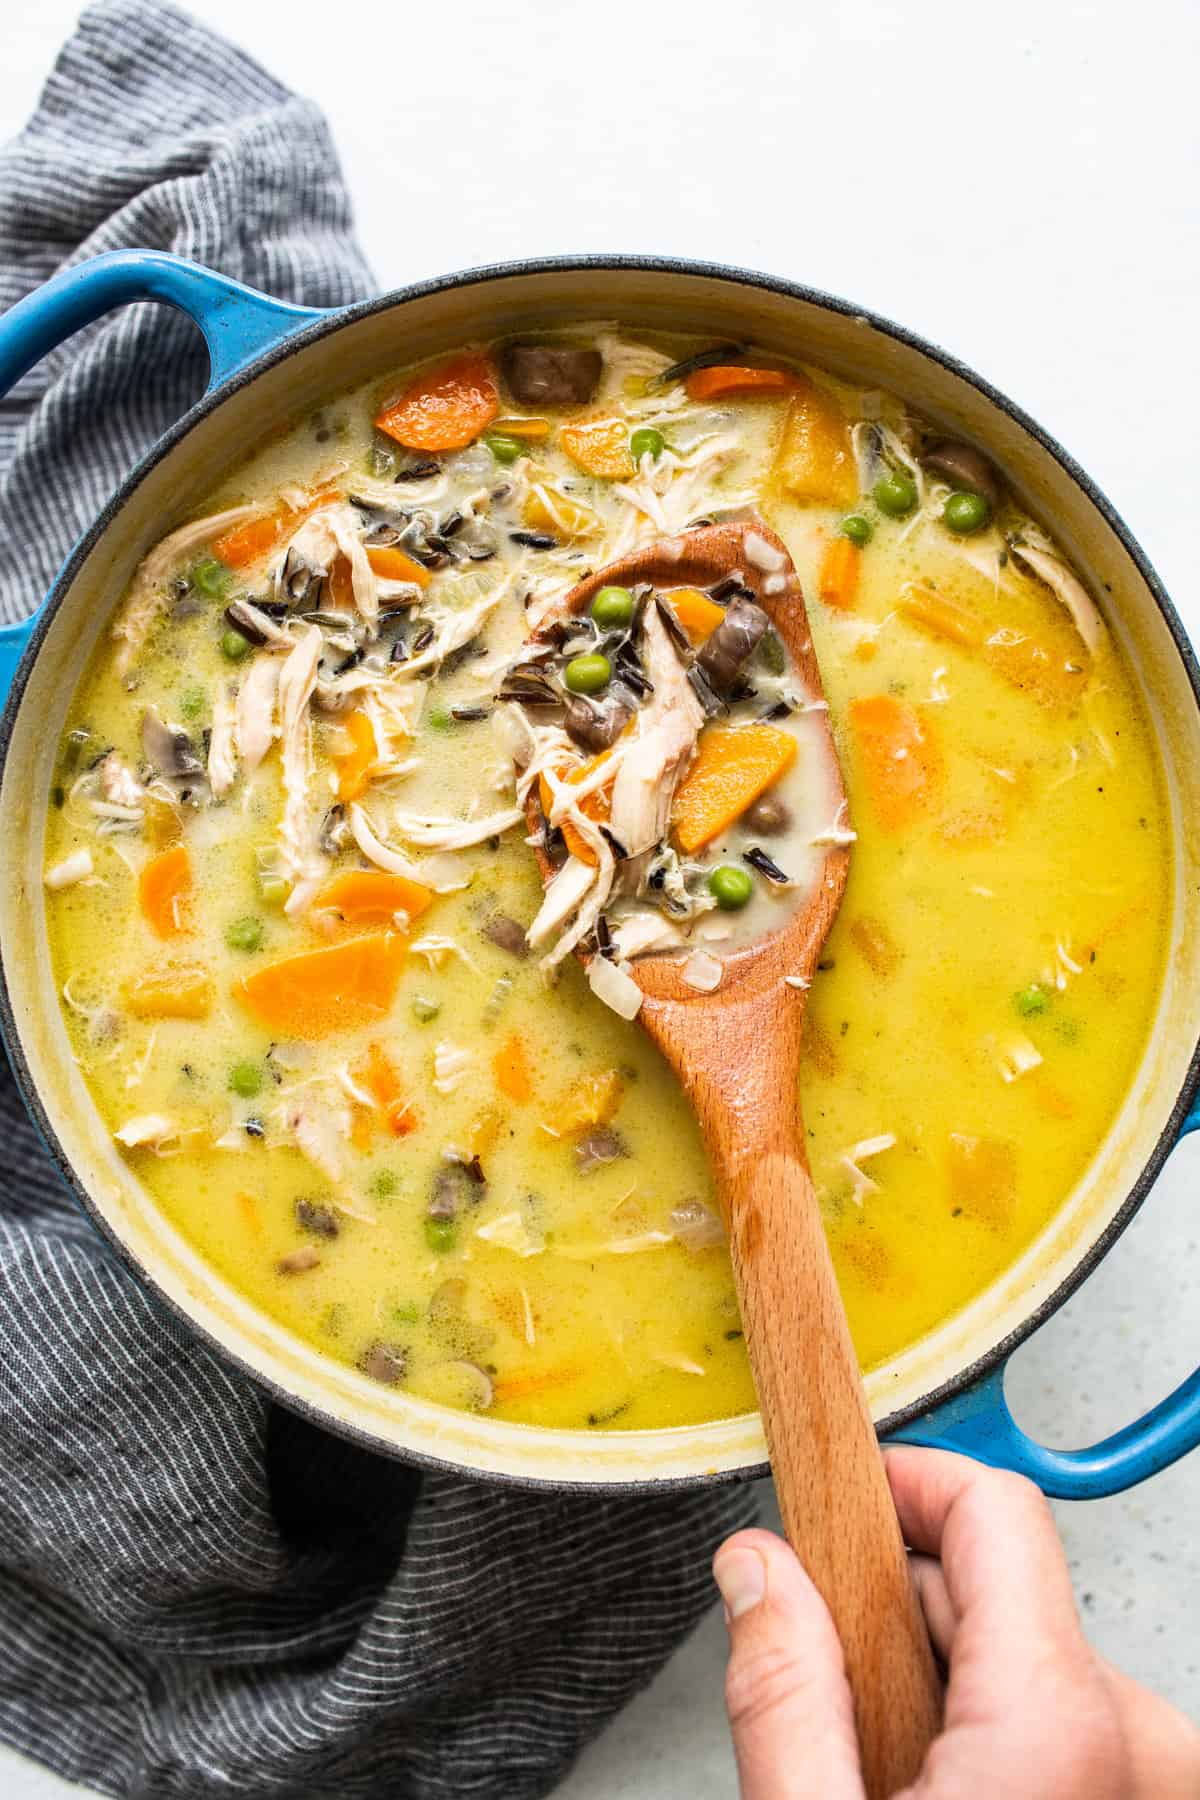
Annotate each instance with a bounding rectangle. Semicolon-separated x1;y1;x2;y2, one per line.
42;331;1169;1429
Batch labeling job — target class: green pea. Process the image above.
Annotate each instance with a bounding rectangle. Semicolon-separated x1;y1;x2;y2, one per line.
563;652;612;695
943;490;992;535
411;994;441;1023
228;1060;263;1099
630;426;666;463
485;433;524;466
258;874;289;907
1014;984;1049;1017
221;629;251;662
708;865;754;910
370;1169;399;1199
393;1301;421;1323
427;705;453;731
424;1217;458;1253
179;683;206;720
226;915;264;953
873;471;918;518
191;556;232;598
840;514;874;547
590;585;636;630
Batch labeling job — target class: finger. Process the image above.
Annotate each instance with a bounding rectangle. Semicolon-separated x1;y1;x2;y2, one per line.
1101;1661;1200;1798
715;1528;865;1800
908;1554;956;1664
883;1446;1081;1654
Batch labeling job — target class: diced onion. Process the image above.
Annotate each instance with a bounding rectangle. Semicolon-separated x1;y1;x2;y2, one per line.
682;950;723;993
587;954;643;1020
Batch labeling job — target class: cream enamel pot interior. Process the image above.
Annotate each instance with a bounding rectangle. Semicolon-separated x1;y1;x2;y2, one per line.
1;251;1198;1496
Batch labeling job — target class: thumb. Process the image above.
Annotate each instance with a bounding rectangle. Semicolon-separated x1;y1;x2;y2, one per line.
715;1529;865;1800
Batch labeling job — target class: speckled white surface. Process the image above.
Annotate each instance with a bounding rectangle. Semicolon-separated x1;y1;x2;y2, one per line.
1;0;1198;1793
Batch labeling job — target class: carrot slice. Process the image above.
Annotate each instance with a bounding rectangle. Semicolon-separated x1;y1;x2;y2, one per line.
211;486;341;568
685;365;797;402
234;932;407;1039
770;379;857;506
365;544;431;589
559;416;634;479
671;724;798;854
668;587;726;643
554;1069;624;1135
848;915;901;978
493;1362;583;1404
374;352;499;451
849;696;942;832
138;844;192;938
315;868;434;927
361;1042;419;1136
493;1034;533;1104
947;1133;1016;1230
898;583;984;649
818;537;861;611
538;752;615;867
125;966;212;1019
334;710;379;802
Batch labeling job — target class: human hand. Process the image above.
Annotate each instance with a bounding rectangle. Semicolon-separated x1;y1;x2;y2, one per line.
714;1445;1200;1798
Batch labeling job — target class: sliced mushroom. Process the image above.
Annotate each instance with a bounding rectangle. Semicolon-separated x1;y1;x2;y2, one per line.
563;686;637;753
743;793;792;834
141;706;204;779
295;1199;339;1238
920;439;1004;511
696;598;771;694
481;913;529;958
359;1341;407;1385
501;345;603;408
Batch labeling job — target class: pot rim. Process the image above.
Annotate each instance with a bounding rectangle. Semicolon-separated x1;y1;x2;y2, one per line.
2;251;1198;1491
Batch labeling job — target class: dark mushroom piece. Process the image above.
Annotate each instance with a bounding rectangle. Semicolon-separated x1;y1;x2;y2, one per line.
481;914;528;958
743;792;792;834
141;706;204;778
501;345;603;408
359;1342;408;1385
919;440;1004;512
695;598;771;694
575;1127;628;1173
295;1199;339;1239
563;685;637;753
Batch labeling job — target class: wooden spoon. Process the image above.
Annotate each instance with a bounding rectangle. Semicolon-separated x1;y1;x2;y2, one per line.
527;520;942;1796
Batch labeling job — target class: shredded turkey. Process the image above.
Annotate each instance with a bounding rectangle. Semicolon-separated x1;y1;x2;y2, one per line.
526;856;597;951
278;502;379;632
207;685;238;799
276;626;325;894
389;804;524;852
111;506;257;675
348;804;471;892
608;910;687;961
608;604;704;857
114;1112;177;1151
236;655;279;776
99;753;146;811
1009;535;1106;657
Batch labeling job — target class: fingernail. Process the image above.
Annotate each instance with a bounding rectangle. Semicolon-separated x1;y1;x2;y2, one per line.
714;1547;766;1619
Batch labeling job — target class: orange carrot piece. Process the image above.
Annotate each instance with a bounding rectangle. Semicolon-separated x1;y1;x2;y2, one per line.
315;868;434;928
361;1042;419;1136
212;486;340;568
538;753;615;867
554;1069;624;1136
365;544;431;588
138;844;192;939
492;415;551;440
771;379;857;506
234;932;407;1040
848;914;901;978
849;696;942;832
493;1362;583;1404
818;536;862;611
374;353;499;451
493;1034;533;1104
559;416;634;479
671;724;798;854
668;587;726;643
898;583;984;649
125;966;212;1019
334;711;378;802
685;365;796;402
947;1133;1017;1230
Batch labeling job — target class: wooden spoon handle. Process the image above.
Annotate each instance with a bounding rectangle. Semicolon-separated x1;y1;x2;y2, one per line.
714;1136;943;1797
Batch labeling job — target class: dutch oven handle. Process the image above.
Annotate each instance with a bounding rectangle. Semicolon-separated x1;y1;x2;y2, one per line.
888;1102;1200;1496
0;249;328;703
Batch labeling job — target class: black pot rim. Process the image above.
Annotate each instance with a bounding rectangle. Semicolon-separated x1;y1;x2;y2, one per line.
2;251;1198;1494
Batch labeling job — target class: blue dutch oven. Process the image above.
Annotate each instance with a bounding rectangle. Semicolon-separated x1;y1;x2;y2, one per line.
1;250;1197;1494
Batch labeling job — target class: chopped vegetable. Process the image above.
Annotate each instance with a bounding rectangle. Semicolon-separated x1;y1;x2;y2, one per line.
411;995;441;1023
817;536;862;611
229;1060;263;1099
425;1217;458;1253
943;491;992;535
564;653;611;695
190;557;232;597
948;1133;1016;1229
522;484;601;540
559;416;635;479
485;433;523;466
841;514;873;547
226;916;264;953
708;865;754;910
668;587;726;643
848;915;901;977
221;630;251;662
630;426;665;462
374;352;499;451
684;365;796;401
491;415;552;440
590;585;635;630
849;696;942;831
770;380;857;505
334;710;379;802
316;869;434;929
671;724;798;854
361;1042;419;1136
492;1362;583;1404
1015;984;1049;1016
539;753;615;867
493;1034;534;1104
365;545;432;588
138;844;192;939
873;471;918;517
898;584;985;649
555;1069;624;1135
125;966;213;1020
234;933;407;1039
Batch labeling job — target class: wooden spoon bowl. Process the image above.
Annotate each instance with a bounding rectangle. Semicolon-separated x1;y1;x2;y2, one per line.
527;520;942;1796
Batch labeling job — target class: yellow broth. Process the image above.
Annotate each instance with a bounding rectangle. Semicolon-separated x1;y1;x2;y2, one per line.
42;335;1170;1429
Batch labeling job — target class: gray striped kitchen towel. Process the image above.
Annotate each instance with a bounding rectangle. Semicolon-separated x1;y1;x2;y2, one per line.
0;5;755;1795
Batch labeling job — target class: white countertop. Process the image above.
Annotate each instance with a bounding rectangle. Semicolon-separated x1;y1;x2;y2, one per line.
2;0;1198;1792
